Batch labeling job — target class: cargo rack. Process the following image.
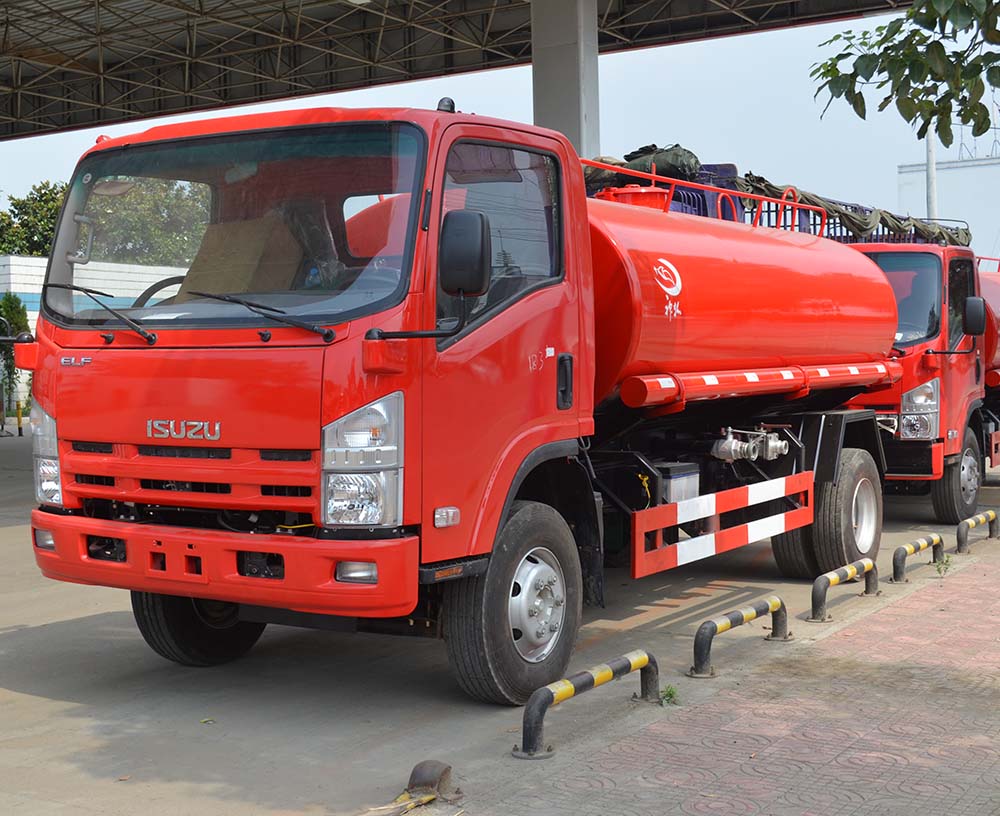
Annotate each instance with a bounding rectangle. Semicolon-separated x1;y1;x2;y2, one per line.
582;157;970;247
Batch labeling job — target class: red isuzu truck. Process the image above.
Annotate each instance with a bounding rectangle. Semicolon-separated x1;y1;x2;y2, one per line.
5;105;907;703
734;190;1000;528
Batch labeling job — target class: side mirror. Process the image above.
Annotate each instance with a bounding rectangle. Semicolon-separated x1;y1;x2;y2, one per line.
439;210;491;297
964;296;987;336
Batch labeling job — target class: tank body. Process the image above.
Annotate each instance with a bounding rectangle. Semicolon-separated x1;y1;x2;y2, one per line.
977;269;1000;371
587;197;900;404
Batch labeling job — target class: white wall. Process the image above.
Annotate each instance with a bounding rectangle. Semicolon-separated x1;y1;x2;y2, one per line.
898;156;1000;258
0;256;185;405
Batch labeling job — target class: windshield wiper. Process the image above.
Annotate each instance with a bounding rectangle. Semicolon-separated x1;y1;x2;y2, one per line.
45;283;157;345
187;291;335;343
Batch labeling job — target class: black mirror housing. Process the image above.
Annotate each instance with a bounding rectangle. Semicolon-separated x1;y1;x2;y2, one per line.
439;210;491;297
964;295;987;336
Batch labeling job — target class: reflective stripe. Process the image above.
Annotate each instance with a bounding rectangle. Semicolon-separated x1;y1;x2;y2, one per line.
548;679;576;704
748;513;786;543
657;377;676;390
714;618;732;634
745;372;759;382
740;606;759;622
624;650;649;672
676;494;716;525
747;477;786;505
766;596;782;612
702;375;719;386
677;533;716;565
590;664;615;687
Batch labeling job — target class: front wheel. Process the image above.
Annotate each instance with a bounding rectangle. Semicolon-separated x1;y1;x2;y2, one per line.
442;501;583;705
931;427;981;524
811;448;883;573
131;592;265;666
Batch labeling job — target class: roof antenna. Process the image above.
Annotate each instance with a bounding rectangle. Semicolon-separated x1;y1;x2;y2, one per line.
437;97;456;113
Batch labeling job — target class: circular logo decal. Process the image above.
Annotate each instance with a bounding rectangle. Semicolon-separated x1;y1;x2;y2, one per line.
653;258;682;297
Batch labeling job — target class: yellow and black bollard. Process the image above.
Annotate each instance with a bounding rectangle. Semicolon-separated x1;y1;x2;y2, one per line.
15;400;23;437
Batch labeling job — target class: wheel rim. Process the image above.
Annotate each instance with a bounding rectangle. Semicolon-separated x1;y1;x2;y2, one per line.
852;477;878;555
191;599;240;629
960;447;980;506
508;547;566;663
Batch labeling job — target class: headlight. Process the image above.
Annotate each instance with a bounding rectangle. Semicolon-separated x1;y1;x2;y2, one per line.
899;379;939;440
30;403;62;506
322;393;403;526
901;378;939;412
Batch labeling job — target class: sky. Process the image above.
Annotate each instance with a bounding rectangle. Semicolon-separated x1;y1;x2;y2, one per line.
1;11;997;218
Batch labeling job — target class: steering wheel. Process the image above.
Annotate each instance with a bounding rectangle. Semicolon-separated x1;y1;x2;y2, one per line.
133;275;186;307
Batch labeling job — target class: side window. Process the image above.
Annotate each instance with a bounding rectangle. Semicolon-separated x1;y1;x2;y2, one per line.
947;258;974;349
437;143;561;328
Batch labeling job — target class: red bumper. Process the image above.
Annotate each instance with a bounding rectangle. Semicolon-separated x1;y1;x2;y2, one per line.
30;510;419;617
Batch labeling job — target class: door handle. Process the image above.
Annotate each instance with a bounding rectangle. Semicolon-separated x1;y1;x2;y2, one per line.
557;354;574;410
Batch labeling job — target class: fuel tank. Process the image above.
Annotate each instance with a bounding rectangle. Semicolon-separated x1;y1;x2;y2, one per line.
587;197;900;404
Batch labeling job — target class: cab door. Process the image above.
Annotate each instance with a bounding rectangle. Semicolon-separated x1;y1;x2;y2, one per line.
941;252;980;457
419;126;584;564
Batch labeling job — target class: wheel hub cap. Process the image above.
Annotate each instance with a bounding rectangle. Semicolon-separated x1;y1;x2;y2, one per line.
509;547;566;663
852;477;878;555
960;448;980;505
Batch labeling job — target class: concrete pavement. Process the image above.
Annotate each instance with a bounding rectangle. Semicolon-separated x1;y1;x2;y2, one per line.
2;430;1000;815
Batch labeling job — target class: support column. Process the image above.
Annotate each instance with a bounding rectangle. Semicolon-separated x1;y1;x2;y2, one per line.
530;0;600;158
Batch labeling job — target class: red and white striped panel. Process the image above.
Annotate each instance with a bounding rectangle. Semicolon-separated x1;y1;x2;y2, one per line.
620;362;901;409
630;472;814;579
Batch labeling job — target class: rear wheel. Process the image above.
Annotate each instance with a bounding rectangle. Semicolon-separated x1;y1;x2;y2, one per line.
131;592;265;666
771;527;820;579
811;448;883;573
442;501;583;705
931;427;980;524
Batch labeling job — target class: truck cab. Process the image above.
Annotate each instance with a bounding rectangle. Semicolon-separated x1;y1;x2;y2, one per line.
844;243;992;523
7;105;900;703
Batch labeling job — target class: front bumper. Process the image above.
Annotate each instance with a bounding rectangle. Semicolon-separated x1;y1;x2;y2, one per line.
882;440;944;480
31;510;419;617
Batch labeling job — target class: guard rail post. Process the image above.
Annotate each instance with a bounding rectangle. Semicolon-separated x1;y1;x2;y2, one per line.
512;649;659;759
809;558;878;622
890;534;944;583
687;595;791;679
957;511;998;554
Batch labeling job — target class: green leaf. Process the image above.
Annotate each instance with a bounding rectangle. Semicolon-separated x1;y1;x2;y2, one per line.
948;1;974;30
885;17;905;38
913;10;938;29
967;0;987;14
854;53;880;80
909;59;929;83
931;0;954;16
972;111;992;137
897;95;918;121
986;6;1000;44
970;75;986;104
830;73;853;97
936;115;953;147
850;90;868;119
926;40;949;77
878;94;894;111
987;65;1000;87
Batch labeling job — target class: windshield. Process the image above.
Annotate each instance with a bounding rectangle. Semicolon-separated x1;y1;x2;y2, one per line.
865;251;942;346
45;123;424;329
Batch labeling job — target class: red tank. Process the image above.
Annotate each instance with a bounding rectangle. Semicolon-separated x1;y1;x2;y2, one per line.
587;197;900;404
977;269;1000;372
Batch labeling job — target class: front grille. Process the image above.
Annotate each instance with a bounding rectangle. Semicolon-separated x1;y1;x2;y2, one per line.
140;479;232;494
261;449;312;462
72;441;113;454
262;485;312;497
138;445;232;460
76;474;116;486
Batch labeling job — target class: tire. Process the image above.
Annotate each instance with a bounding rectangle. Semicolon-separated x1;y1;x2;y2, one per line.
771;527;820;579
811;448;883;573
931;427;981;524
442;501;583;705
131;592;265;666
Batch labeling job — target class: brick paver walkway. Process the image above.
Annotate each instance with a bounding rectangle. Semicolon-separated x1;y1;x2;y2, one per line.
469;557;1000;815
